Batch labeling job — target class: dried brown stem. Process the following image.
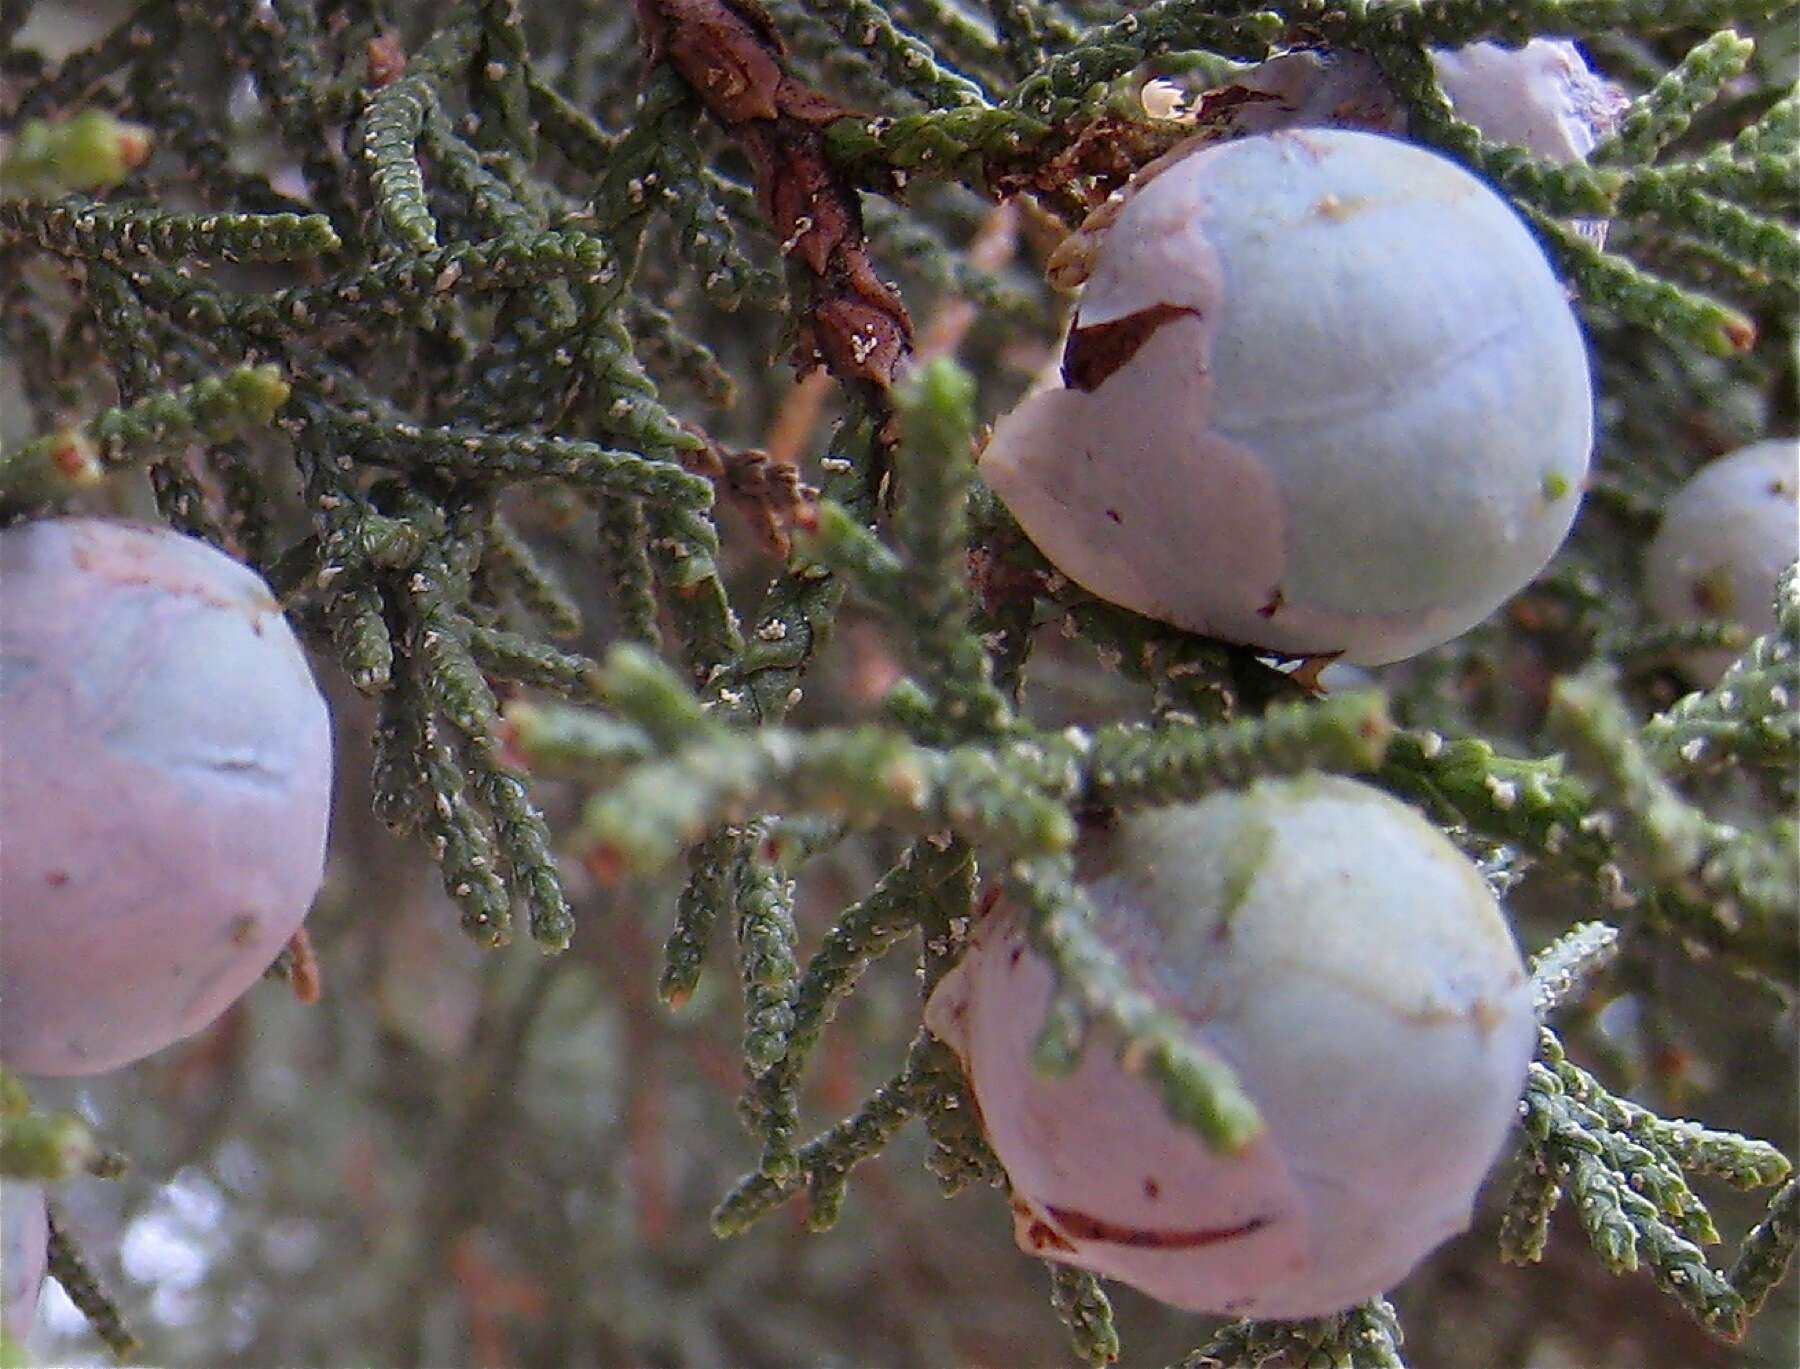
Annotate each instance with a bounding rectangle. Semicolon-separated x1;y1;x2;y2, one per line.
283;926;323;1004
680;425;818;557
635;0;913;390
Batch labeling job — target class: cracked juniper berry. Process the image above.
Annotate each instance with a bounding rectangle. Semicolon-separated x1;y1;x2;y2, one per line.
982;128;1593;666
926;776;1536;1317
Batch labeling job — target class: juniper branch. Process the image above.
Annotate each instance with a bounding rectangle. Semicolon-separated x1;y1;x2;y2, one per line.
1528;921;1621;1017
466;623;602;699
361;74;440;253
1593;29;1756;164
1084;691;1392;808
0;364;290;508
0;199;341;263
788;0;992;109
1643;568;1800;771
742;837;974;1180
308;411;711;503
45;1213;141;1361
1730;1178;1799;1314
595;494;664;647
1522;1057;1746;1336
799;363;1014;739
732;832;802;1076
1049;1263;1121;1369
574;710;1076;879
1178;1297;1406;1369
713;1032;934;1235
1539;1031;1791;1190
327;579;396;693
1498;1153;1562;1265
481;513;583;636
1011;856;1263;1152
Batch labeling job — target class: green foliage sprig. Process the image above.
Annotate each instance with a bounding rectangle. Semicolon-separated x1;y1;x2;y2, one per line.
0;363;290;509
1507;1027;1791;1338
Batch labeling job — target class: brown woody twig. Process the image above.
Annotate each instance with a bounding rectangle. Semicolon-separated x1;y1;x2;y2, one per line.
634;0;913;391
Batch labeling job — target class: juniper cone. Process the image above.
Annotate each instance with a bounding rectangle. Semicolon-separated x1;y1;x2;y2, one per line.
0;3;1795;1368
0;518;333;1077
